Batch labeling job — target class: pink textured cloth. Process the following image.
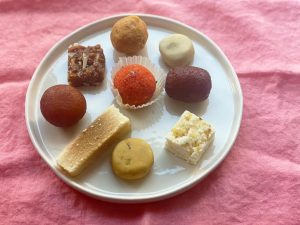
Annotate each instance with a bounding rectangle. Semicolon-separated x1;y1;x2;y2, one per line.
1;0;300;224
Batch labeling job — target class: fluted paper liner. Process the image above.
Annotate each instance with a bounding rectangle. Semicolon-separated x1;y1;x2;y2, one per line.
111;56;166;109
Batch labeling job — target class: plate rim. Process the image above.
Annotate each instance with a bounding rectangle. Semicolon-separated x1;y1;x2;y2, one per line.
25;13;243;203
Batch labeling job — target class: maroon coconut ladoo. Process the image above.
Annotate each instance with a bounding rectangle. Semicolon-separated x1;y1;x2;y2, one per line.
165;66;212;102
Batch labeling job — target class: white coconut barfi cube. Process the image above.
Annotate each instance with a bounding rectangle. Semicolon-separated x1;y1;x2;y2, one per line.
165;110;215;165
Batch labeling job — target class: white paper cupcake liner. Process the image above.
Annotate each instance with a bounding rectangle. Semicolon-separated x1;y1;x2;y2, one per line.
111;56;166;109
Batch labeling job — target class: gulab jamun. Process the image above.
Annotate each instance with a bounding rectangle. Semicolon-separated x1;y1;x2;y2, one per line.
165;66;212;102
40;85;86;127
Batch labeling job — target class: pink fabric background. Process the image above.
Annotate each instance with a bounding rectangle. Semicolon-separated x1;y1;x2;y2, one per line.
1;0;299;224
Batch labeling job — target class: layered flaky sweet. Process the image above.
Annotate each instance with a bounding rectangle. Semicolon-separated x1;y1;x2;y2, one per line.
68;43;105;87
165;110;215;165
57;105;131;176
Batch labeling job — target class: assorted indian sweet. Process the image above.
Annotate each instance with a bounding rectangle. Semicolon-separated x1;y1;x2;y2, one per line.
165;111;215;165
40;85;86;127
113;64;156;106
111;56;165;109
112;138;154;180
159;34;194;68
165;66;212;102
39;15;216;181
68;43;105;87
57;105;131;176
111;16;148;54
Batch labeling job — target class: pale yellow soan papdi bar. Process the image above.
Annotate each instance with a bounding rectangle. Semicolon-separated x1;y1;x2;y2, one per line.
57;105;131;176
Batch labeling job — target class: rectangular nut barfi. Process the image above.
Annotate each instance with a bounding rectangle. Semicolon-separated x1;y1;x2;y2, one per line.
68;43;105;87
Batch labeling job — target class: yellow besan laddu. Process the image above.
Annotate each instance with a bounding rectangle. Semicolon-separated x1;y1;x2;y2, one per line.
112;138;154;180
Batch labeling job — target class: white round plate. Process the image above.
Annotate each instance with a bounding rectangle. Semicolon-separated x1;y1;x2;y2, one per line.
25;14;243;203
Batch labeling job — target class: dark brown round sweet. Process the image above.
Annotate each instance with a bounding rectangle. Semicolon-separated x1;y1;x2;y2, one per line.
40;85;86;127
165;66;212;102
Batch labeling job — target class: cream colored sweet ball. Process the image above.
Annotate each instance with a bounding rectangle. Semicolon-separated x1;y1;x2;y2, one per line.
110;16;148;54
159;33;194;68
